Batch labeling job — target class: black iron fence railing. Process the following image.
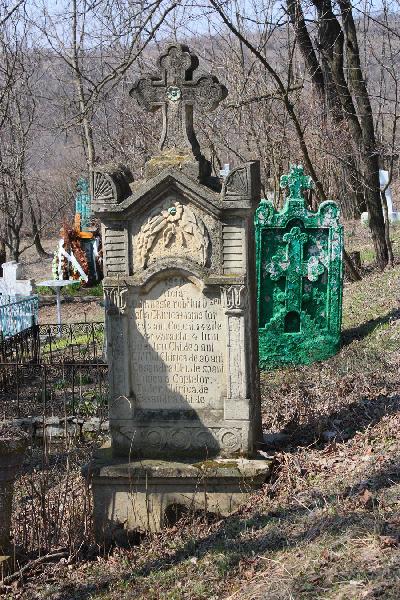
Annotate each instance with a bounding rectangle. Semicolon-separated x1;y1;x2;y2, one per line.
0;361;109;419
0;325;40;363
0;322;108;418
38;322;105;363
0;321;105;364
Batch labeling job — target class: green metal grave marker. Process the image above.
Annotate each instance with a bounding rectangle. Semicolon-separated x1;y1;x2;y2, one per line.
75;177;91;231
255;164;343;368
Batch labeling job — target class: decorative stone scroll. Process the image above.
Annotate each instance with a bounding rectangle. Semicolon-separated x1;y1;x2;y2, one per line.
103;282;128;315
222;163;261;201
255;164;344;368
221;285;247;311
92;164;134;206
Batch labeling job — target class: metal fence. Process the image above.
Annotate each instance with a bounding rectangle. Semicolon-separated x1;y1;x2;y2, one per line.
0;361;108;419
0;295;39;338
0;321;107;418
38;322;105;363
0;325;40;363
0;321;105;364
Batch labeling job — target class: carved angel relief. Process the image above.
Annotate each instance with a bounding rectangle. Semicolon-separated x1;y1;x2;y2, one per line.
136;201;210;268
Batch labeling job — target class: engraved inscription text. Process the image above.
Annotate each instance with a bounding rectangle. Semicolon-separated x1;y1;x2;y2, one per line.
131;277;226;409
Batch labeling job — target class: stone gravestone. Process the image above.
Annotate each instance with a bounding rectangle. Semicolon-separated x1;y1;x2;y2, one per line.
0;262;34;297
255;165;343;368
88;44;269;540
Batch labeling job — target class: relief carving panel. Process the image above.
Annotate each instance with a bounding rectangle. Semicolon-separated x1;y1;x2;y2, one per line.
114;424;242;454
136;201;210;268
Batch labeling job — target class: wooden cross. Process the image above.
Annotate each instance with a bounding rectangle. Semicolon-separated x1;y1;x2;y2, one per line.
267;226;324;313
130;44;227;156
280;165;313;200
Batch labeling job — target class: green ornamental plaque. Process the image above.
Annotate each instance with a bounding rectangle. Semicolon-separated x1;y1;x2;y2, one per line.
255;165;343;368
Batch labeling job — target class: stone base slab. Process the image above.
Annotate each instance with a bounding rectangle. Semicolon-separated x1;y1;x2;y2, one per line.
84;445;271;543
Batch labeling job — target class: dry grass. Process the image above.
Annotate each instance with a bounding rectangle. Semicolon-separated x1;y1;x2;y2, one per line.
11;440;96;557
2;225;400;599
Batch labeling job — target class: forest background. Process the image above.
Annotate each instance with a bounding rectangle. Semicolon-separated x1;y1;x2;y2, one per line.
1;0;399;275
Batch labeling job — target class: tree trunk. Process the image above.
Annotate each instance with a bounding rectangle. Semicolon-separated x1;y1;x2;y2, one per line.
287;0;365;221
71;0;96;191
0;239;6;275
338;0;388;268
30;202;51;259
312;0;388;268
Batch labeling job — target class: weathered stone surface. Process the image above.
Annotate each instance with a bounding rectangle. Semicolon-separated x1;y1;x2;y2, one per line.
11;416;109;440
85;444;271;540
129;44;227;182
92;164;134;206
89;43;267;537
255;164;344;367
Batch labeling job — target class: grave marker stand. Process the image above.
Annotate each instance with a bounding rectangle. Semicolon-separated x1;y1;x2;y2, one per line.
255;165;344;367
86;44;270;541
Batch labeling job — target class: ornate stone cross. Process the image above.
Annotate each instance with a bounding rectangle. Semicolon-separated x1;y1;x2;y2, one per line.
130;44;227;158
280;164;313;200
267;226;324;313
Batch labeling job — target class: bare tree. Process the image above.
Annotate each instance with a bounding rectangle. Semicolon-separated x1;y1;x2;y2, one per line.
0;0;25;26
0;11;52;261
35;0;178;180
206;0;363;279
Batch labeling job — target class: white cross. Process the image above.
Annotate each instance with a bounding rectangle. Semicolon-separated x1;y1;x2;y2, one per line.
219;163;230;178
0;261;34;296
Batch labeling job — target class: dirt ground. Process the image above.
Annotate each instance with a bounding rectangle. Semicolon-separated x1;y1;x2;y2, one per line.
19;236;57;282
39;299;104;324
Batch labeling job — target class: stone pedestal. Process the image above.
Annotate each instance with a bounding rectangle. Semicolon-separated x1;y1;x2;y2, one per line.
86;444;270;541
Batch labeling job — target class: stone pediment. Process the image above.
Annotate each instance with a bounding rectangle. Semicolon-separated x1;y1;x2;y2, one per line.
93;167;222;220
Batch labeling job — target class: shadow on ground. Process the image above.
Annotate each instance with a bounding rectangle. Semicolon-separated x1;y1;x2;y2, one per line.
341;307;400;347
264;391;400;451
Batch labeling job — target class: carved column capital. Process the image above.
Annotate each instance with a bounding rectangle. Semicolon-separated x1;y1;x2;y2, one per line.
221;284;247;313
103;285;128;315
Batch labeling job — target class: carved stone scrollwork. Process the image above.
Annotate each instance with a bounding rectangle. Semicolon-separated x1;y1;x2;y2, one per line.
225;166;249;196
222;162;261;201
103;285;128;315
92;164;134;206
221;285;247;311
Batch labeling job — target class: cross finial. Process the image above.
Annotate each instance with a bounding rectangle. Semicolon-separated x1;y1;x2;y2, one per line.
280;165;313;200
130;44;228;160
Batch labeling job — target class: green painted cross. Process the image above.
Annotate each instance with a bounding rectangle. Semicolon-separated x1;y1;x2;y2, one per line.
280;164;313;200
267;226;308;312
255;164;343;367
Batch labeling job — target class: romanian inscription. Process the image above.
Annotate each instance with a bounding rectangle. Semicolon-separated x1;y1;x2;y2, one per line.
131;277;226;409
